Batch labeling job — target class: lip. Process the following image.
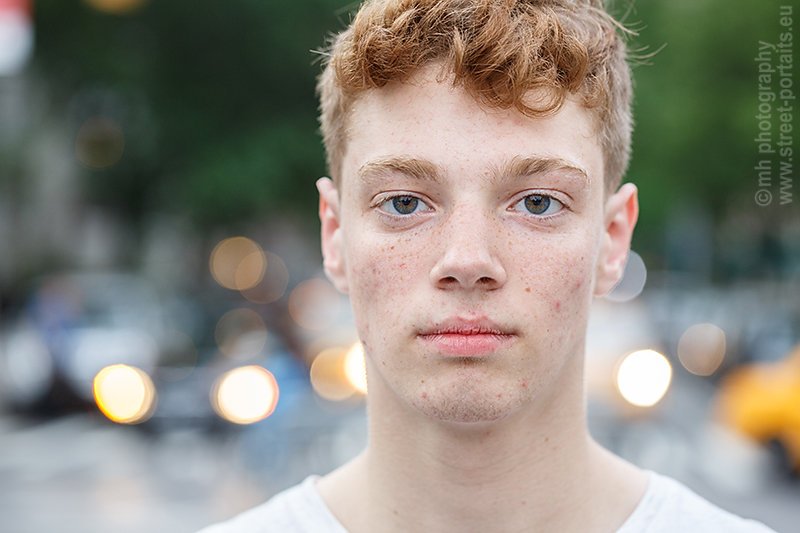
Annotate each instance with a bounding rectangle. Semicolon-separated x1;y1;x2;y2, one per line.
418;317;516;357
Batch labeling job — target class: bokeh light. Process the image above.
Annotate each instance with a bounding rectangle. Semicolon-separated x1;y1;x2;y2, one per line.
678;323;727;376
288;278;341;330
211;366;279;425
75;116;125;169
605;250;647;303
0;0;34;76
344;342;368;395
240;251;289;304
83;0;150;14
309;347;356;401
93;364;156;424
615;349;672;407
209;237;266;291
214;308;267;359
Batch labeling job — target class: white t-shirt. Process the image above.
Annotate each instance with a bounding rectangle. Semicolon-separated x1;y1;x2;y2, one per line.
197;472;777;532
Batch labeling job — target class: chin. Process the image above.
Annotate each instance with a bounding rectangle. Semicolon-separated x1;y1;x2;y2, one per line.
415;403;514;424
408;379;525;425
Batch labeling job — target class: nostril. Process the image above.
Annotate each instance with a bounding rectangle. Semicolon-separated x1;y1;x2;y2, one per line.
477;277;493;284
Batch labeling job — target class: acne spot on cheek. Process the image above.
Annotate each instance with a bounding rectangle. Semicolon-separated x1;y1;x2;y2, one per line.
554;301;561;311
497;393;503;398
421;392;428;399
521;380;527;388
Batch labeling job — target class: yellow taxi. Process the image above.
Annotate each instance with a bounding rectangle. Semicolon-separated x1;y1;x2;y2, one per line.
715;342;800;473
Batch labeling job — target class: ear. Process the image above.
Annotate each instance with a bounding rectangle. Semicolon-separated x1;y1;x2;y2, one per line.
317;177;349;293
594;183;639;297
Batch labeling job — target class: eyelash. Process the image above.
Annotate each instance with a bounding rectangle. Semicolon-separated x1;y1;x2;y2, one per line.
372;191;569;220
373;193;433;217
509;193;566;218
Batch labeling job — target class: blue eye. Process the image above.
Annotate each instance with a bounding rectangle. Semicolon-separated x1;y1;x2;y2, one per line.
380;195;431;215
513;194;563;216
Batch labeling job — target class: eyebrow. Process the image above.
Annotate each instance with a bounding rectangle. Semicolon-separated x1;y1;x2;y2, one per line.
358;156;443;182
357;155;589;185
496;156;588;184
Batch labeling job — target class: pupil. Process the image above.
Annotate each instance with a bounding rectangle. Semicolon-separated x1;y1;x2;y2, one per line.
524;195;550;214
393;196;418;214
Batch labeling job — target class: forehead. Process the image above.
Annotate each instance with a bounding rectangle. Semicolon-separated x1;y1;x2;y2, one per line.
339;68;603;192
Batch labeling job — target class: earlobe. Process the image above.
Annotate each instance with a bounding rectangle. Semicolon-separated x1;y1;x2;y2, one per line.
317;177;349;293
594;183;639;297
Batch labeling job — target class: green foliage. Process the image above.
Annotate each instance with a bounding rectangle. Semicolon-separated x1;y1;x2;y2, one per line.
626;1;781;252
32;0;355;229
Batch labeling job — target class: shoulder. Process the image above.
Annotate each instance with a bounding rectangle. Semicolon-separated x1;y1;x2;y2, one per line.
617;471;777;533
196;476;348;533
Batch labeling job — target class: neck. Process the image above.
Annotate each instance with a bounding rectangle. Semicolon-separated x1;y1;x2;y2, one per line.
364;352;592;532
318;352;646;533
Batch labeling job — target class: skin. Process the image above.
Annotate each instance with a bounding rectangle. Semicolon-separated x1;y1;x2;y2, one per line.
316;65;645;533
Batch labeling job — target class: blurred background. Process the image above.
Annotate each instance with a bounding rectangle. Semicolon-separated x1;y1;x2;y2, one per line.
0;0;798;531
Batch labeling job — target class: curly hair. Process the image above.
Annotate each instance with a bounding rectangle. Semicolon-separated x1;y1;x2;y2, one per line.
317;0;633;191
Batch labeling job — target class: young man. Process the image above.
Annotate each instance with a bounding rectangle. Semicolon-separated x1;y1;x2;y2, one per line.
201;1;776;531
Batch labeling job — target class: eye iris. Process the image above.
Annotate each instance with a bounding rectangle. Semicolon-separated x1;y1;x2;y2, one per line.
524;195;550;215
392;196;419;214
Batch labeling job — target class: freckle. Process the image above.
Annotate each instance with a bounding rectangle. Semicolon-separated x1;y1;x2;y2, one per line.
525;287;530;293
382;361;387;366
393;509;399;516
521;500;527;506
420;379;425;383
390;246;395;250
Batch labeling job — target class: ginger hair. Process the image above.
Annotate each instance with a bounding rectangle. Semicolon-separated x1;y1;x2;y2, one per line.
317;0;633;191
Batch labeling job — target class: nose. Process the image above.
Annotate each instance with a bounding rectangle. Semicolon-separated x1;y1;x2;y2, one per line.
429;207;507;291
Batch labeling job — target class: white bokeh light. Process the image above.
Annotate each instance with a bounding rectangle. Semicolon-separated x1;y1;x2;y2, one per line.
616;349;672;407
0;7;34;76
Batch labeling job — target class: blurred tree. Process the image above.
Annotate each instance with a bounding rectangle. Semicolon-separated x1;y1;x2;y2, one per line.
32;0;357;230
623;1;790;271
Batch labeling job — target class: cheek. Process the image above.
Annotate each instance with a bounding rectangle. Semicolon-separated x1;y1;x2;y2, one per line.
344;232;429;336
515;231;598;317
347;237;419;291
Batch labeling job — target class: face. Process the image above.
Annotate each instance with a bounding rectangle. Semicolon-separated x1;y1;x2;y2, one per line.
319;67;636;424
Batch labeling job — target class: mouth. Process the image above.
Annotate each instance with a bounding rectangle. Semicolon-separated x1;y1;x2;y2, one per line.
417;317;516;357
